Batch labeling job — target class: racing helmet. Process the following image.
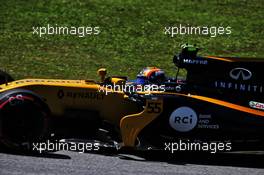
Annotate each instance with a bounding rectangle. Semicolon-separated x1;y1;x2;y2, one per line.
136;67;166;84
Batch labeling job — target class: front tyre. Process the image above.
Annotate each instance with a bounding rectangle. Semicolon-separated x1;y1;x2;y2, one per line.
0;89;50;152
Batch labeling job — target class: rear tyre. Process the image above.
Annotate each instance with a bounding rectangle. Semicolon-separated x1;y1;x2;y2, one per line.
0;89;50;152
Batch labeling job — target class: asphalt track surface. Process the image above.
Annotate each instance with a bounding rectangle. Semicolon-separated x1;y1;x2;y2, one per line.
1;148;264;175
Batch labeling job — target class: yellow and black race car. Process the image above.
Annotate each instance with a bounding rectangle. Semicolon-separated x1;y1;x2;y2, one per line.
0;44;264;153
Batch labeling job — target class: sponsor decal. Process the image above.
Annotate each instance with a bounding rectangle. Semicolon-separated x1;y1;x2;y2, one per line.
183;59;208;65
0;94;34;109
66;91;104;100
214;81;263;93
198;114;211;119
229;68;252;81
249;101;264;110
214;67;262;93
57;90;104;100
197;114;219;129
169;106;198;132
8;94;26;106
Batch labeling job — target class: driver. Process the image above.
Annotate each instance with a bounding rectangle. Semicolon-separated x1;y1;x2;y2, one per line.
135;67;166;85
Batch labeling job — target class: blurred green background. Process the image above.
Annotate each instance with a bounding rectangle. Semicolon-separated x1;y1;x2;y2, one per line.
0;0;263;80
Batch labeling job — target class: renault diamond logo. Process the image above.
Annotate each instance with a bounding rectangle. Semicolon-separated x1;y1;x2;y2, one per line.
229;68;252;80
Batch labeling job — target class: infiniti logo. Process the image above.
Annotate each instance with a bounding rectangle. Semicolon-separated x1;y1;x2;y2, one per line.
229;68;252;80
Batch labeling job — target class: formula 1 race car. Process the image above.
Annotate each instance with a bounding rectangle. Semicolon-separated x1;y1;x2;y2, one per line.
0;44;264;153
